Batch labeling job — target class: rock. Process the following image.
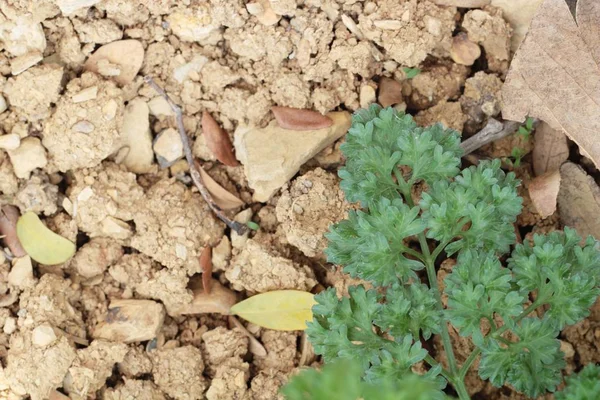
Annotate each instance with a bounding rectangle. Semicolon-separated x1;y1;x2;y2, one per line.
84;40;144;85
173;54;208;83
120;98;154;173
0;95;7;114
175;278;238;315
0;135;20;151
166;7;219;42
0;15;46;57
10;52;43;75
148;96;175;117
378;77;403;108
3;317;16;335
93;299;165;343
359;85;376;108
7;137;48;179
153;128;183;167
72;86;98;103
450;32;481;66
247;0;280;26
56;0;102;15
8;256;35;289
32;324;57;347
234;111;351;202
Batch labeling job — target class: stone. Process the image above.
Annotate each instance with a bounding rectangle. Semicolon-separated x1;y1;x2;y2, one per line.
359;85;376;108
153;128;183;167
234;111;351;202
56;0;102;15
84;40;144;85
3;317;17;335
148;96;175;117
0;134;21;151
32;324;57;347
10;52;43;75
8;256;35;289
0;95;7;114
7;137;48;179
120;98;154;173
93;299;165;343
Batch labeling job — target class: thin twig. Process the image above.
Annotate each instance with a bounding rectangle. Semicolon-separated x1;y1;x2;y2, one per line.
144;76;248;235
460;118;521;156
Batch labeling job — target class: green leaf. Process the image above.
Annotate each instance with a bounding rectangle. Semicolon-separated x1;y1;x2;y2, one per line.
479;318;564;398
403;67;421;79
230;290;316;331
326;198;425;286
16;211;76;265
246;221;260;230
445;250;524;341
509;228;600;329
556;363;600;400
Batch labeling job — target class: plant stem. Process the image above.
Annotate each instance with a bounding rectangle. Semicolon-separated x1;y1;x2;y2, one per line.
424;354;453;381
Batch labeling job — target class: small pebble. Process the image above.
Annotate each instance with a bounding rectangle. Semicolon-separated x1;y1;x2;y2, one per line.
0;95;7;113
3;317;16;335
32;324;57;347
0;134;21;150
72;120;95;133
72;86;98;103
292;204;304;214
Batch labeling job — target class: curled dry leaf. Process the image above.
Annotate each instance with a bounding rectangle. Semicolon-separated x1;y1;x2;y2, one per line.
16;211;76;265
528;170;561;218
229;315;268;357
502;0;600;168
177;278;238;315
200;246;213;295
201;111;239;167
84;39;145;85
0;205;26;257
532;121;569;176
230;290;316;331
378;77;403;108
197;163;244;210
450;32;481;66
557;162;600;239
271;106;333;131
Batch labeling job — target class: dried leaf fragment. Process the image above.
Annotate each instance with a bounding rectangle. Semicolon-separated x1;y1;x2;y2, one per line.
271;106;333;131
84;40;144;85
501;0;600;168
200;246;212;295
201;111;239;167
197;163;244;210
557;162;600;239
378;77;403;108
230;290;316;331
0;205;26;257
528;170;561;218
532;121;569;176
16;212;76;265
451;33;481;66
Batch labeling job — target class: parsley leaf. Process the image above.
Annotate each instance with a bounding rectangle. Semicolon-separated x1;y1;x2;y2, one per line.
556;363;600;400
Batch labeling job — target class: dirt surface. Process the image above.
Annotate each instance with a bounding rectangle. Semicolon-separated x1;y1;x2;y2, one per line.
0;1;596;399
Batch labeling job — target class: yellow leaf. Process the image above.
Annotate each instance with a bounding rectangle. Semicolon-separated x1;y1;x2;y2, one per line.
230;290;316;331
16;212;76;265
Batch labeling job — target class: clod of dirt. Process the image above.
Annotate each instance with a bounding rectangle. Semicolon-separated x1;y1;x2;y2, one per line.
276;168;348;258
357;1;457;67
206;360;250;400
0;12;46;58
175;278;237;316
462;6;513;73
14;173;59;216
130;179;224;275
67;163;144;241
450;32;481;66
63;340;128;400
557;162;600;239
532;122;569;176
415;100;467;133
150;346;207;400
109;254;193;317
153;128;183;167
7;137;47;179
234;111;351;202
103;378;165;400
118;345;153;379
119;98;154;174
405;62;469;110
227;239;316;293
43;72;124;172
201;327;248;371
84;40;144;85
93;299;165;343
3;332;76;400
3;63;63;120
70;237;123;279
248;369;289;400
459;71;503;134
254;330;297;373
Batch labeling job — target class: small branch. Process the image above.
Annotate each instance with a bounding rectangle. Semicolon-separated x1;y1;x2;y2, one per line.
460;119;521;156
144;76;248;235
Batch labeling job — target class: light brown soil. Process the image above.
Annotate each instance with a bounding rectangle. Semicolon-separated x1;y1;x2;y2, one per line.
0;1;595;399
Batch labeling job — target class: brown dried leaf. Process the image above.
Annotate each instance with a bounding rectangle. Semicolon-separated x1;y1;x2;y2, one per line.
201;111;239;167
84;40;144;85
200;246;212;295
557;162;600;239
0;205;26;257
502;0;600;169
271;106;333;131
450;33;481;66
197;165;244;210
378;77;403;108
532;121;569;176
528;170;561;218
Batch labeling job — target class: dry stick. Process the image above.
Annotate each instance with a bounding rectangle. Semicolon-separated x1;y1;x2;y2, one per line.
460;118;521;156
144;76;248;235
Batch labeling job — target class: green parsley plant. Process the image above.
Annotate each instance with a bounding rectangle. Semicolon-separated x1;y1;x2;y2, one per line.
302;105;600;399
